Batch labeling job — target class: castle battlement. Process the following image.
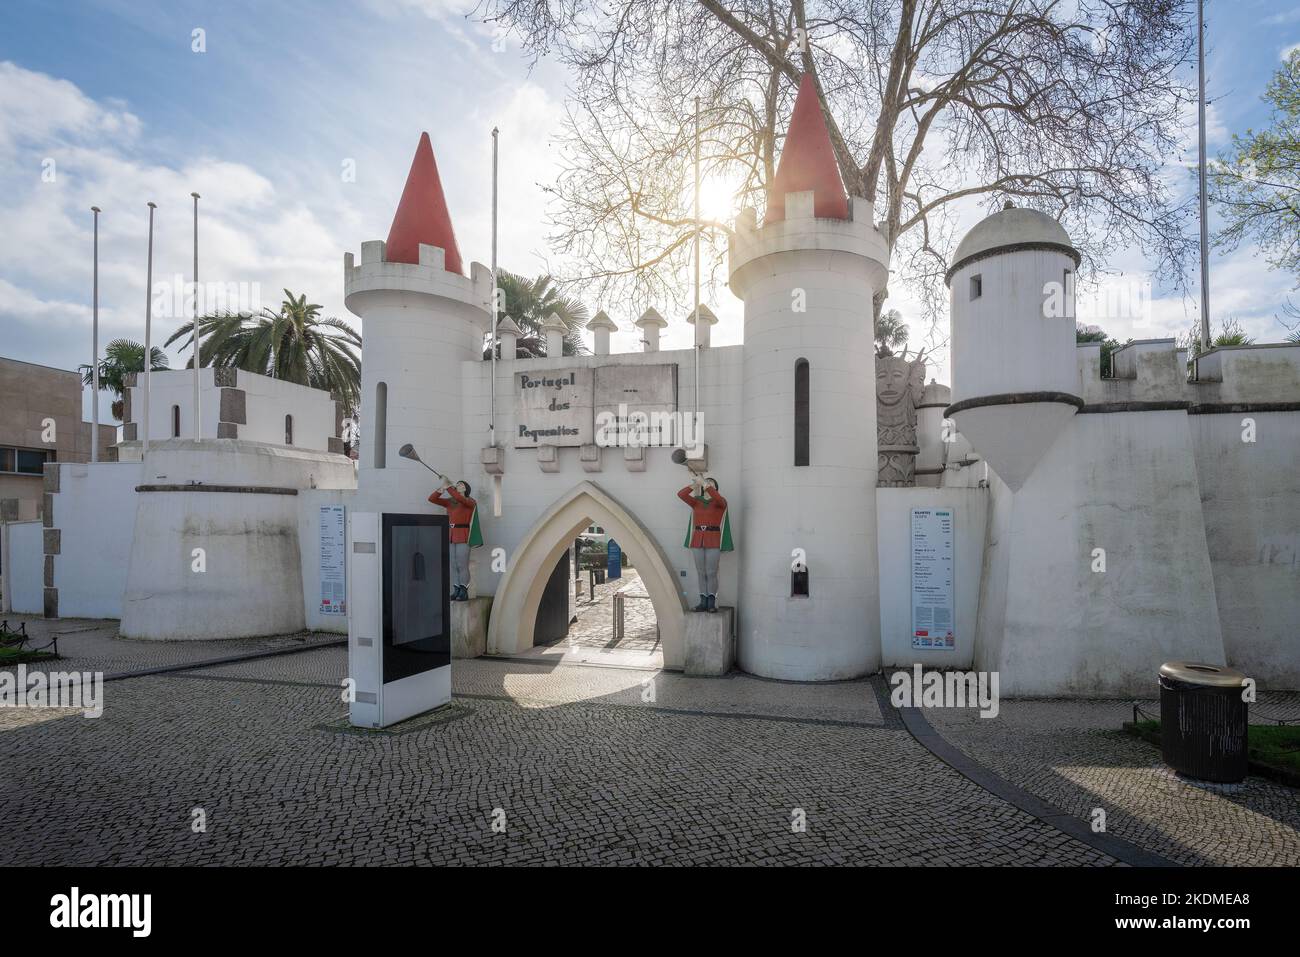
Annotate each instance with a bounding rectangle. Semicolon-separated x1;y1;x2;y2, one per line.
344;240;492;319
727;192;888;297
1076;339;1300;408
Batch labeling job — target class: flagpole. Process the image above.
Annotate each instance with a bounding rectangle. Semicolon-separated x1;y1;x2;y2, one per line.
1196;0;1211;378
490;127;499;448
143;201;156;454
191;192;201;440
491;127;503;518
91;206;101;463
693;96;701;422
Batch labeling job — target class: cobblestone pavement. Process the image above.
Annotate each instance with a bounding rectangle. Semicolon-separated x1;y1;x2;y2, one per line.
0;648;1119;866
925;699;1300;866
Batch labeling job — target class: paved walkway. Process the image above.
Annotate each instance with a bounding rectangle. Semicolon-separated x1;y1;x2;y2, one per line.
514;569;663;669
925;698;1300;867
1;624;1295;866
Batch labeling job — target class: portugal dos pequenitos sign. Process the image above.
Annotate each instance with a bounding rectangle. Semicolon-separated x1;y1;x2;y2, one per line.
514;368;594;447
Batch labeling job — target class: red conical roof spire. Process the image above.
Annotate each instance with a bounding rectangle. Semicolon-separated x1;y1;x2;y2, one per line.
385;132;464;274
764;74;849;224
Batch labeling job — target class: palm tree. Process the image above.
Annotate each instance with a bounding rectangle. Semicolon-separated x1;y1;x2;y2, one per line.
81;339;169;421
490;272;590;358
165;290;362;413
1181;318;1256;374
875;308;909;358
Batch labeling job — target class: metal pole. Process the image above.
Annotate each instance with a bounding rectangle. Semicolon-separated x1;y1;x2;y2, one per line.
693;96;701;421
91;206;101;463
1196;0;1211;378
490;127;499;447
143;201;156;454
191;192;201;440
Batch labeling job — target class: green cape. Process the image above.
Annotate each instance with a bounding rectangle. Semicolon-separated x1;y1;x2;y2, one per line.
683;498;733;552
466;504;483;548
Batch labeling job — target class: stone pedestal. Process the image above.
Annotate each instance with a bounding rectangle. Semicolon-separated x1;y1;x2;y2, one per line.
685;607;735;676
452;596;491;659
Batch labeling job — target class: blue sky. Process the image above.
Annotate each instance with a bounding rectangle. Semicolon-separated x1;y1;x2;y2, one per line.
1;0;1298;421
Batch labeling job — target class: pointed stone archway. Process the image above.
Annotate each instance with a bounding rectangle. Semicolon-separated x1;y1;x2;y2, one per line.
487;481;686;670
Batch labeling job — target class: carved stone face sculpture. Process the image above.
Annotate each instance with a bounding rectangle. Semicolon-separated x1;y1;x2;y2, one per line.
876;361;910;409
876;353;926;487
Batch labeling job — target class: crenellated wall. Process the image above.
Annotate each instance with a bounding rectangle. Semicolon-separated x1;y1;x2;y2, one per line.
960;339;1300;693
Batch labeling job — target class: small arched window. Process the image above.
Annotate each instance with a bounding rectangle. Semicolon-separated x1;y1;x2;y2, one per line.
791;565;810;598
794;358;810;467
412;551;426;582
284;414;294;446
374;382;387;468
171;405;181;438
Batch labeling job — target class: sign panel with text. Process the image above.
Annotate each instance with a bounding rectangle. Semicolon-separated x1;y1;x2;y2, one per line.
594;364;678;447
911;507;955;649
514;368;594;448
319;504;347;616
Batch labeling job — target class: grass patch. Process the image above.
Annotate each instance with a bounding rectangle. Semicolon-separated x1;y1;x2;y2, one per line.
1246;725;1300;773
1124;718;1300;780
0;645;58;665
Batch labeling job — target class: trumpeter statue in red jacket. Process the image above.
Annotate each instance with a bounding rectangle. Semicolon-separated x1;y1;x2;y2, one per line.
677;477;733;613
428;479;482;602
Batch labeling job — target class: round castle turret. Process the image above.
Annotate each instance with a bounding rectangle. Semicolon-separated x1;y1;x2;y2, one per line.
345;132;492;512
728;74;889;680
944;203;1082;491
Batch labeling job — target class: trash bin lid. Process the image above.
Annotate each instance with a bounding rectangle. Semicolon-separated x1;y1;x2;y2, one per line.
1159;661;1249;688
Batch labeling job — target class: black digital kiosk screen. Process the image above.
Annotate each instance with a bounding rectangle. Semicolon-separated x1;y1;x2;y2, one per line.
382;513;451;683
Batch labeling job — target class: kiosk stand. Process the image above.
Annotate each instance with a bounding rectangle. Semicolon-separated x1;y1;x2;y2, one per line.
348;512;452;728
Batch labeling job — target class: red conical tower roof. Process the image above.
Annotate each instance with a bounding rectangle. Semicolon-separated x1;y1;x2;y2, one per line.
385;132;464;274
764;74;849;224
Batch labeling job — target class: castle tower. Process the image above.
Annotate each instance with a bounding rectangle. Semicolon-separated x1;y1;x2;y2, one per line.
728;74;889;680
945;203;1082;490
345;132;492;511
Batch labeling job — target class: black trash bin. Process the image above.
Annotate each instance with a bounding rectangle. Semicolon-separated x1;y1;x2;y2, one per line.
1158;661;1249;783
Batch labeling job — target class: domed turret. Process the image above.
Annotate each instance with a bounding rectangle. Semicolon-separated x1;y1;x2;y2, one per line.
944;203;1082;491
914;380;950;487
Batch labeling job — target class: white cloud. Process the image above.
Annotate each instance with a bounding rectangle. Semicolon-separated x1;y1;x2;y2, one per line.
0;61;141;155
0;62;353;423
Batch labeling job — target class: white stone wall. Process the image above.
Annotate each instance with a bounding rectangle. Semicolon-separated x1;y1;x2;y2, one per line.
116;440;354;640
237;375;338;451
1191;411;1300;687
876;487;989;671
49;462;141;618
120;486;306;640
129;368;340;451
1196;344;1300;401
976;410;1225;696
133;439;355;489
128;367;221;442
2;520;43;614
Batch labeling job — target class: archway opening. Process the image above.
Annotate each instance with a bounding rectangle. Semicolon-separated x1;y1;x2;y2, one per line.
487;481;686;671
523;521;663;669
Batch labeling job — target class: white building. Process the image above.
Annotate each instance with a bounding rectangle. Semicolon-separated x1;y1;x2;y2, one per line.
9;77;1298;695
118;367;346;455
3;368;356;637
